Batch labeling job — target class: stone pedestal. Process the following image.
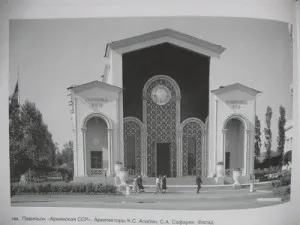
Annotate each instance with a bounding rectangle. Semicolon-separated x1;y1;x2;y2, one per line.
232;170;242;189
249;183;255;192
216;164;225;177
214;176;225;185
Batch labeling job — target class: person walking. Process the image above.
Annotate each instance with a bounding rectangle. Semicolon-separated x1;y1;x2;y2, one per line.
138;175;144;192
162;175;167;193
196;174;203;194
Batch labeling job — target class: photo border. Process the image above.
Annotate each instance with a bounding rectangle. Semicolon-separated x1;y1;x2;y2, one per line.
1;1;299;224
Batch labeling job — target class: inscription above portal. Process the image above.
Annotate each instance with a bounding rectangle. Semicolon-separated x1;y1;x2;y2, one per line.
151;84;171;105
225;100;247;111
85;97;109;108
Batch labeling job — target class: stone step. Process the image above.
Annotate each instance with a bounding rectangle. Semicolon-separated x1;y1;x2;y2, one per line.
72;176;273;189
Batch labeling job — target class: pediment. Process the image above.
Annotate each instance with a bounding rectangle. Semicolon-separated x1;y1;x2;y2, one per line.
104;28;226;58
212;83;261;102
68;80;122;94
68;81;122;109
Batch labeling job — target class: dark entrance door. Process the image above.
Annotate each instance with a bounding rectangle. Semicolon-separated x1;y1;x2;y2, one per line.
156;143;171;177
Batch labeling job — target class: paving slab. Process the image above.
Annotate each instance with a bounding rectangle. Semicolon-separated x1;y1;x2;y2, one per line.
11;188;290;210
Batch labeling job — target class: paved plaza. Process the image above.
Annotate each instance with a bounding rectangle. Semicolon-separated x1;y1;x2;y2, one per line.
11;187;289;210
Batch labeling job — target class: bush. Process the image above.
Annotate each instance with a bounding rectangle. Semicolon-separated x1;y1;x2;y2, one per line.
11;182;117;195
272;170;291;188
282;151;292;165
57;167;73;182
255;155;283;169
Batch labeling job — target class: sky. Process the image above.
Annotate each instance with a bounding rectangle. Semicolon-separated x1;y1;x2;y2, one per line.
9;17;293;150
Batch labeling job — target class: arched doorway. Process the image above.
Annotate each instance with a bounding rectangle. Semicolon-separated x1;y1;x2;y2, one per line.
224;118;245;172
84;116;108;176
143;75;181;177
181;118;204;176
124;117;143;175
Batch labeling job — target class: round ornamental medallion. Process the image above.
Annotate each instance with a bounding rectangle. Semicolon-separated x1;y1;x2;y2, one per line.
151;84;171;105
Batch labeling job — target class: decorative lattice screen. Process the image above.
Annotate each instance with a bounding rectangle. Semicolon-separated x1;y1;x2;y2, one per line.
124;120;142;175
145;79;177;177
182;122;203;176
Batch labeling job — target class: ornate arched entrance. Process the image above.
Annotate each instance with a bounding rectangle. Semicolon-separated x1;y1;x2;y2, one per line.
181;118;205;176
143;75;181;177
123;117;143;175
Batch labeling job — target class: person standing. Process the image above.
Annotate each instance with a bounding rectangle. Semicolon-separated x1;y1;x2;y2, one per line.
155;175;161;194
162;175;167;193
196;174;203;193
132;175;139;193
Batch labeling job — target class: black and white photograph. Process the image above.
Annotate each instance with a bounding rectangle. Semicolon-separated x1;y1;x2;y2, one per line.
9;16;293;211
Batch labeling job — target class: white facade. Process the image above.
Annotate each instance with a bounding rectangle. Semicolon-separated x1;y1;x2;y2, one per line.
68;29;260;180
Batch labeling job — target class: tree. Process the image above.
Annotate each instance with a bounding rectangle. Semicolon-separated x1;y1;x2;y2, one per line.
9;89;27;178
10;98;57;179
277;106;286;165
57;141;74;182
282;150;292;165
264;106;272;168
254;115;262;159
60;141;74;171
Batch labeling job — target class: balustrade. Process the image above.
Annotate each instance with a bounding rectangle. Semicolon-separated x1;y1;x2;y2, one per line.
90;168;107;176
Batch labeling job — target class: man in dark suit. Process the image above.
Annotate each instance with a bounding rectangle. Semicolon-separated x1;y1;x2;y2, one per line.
196;174;203;193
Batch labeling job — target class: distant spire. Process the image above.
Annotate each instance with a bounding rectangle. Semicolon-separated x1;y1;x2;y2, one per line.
13;66;20;103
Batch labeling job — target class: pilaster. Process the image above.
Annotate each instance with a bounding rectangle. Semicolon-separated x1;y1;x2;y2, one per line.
222;129;227;165
107;128;114;176
81;128;87;175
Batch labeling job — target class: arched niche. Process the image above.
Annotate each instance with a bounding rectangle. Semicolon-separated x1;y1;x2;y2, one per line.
82;112;113;176
123;117;144;175
181;118;205;176
222;114;250;175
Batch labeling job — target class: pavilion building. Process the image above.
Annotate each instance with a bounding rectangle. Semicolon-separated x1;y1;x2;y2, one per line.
68;29;261;183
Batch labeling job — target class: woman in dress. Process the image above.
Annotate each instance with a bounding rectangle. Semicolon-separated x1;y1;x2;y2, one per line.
154;175;161;194
132;175;139;193
162;175;167;193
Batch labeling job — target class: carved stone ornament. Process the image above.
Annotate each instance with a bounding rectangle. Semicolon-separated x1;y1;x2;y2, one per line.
151;84;171;105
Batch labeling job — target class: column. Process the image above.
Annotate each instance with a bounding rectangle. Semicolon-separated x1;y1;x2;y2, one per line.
246;129;251;175
107;128;114;176
72;128;78;177
118;93;124;164
142;95;148;176
214;99;219;175
74;97;79;177
222;129;227;165
141;130;148;176
176;131;182;176
81;128;87;176
201;133;205;177
175;96;181;177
